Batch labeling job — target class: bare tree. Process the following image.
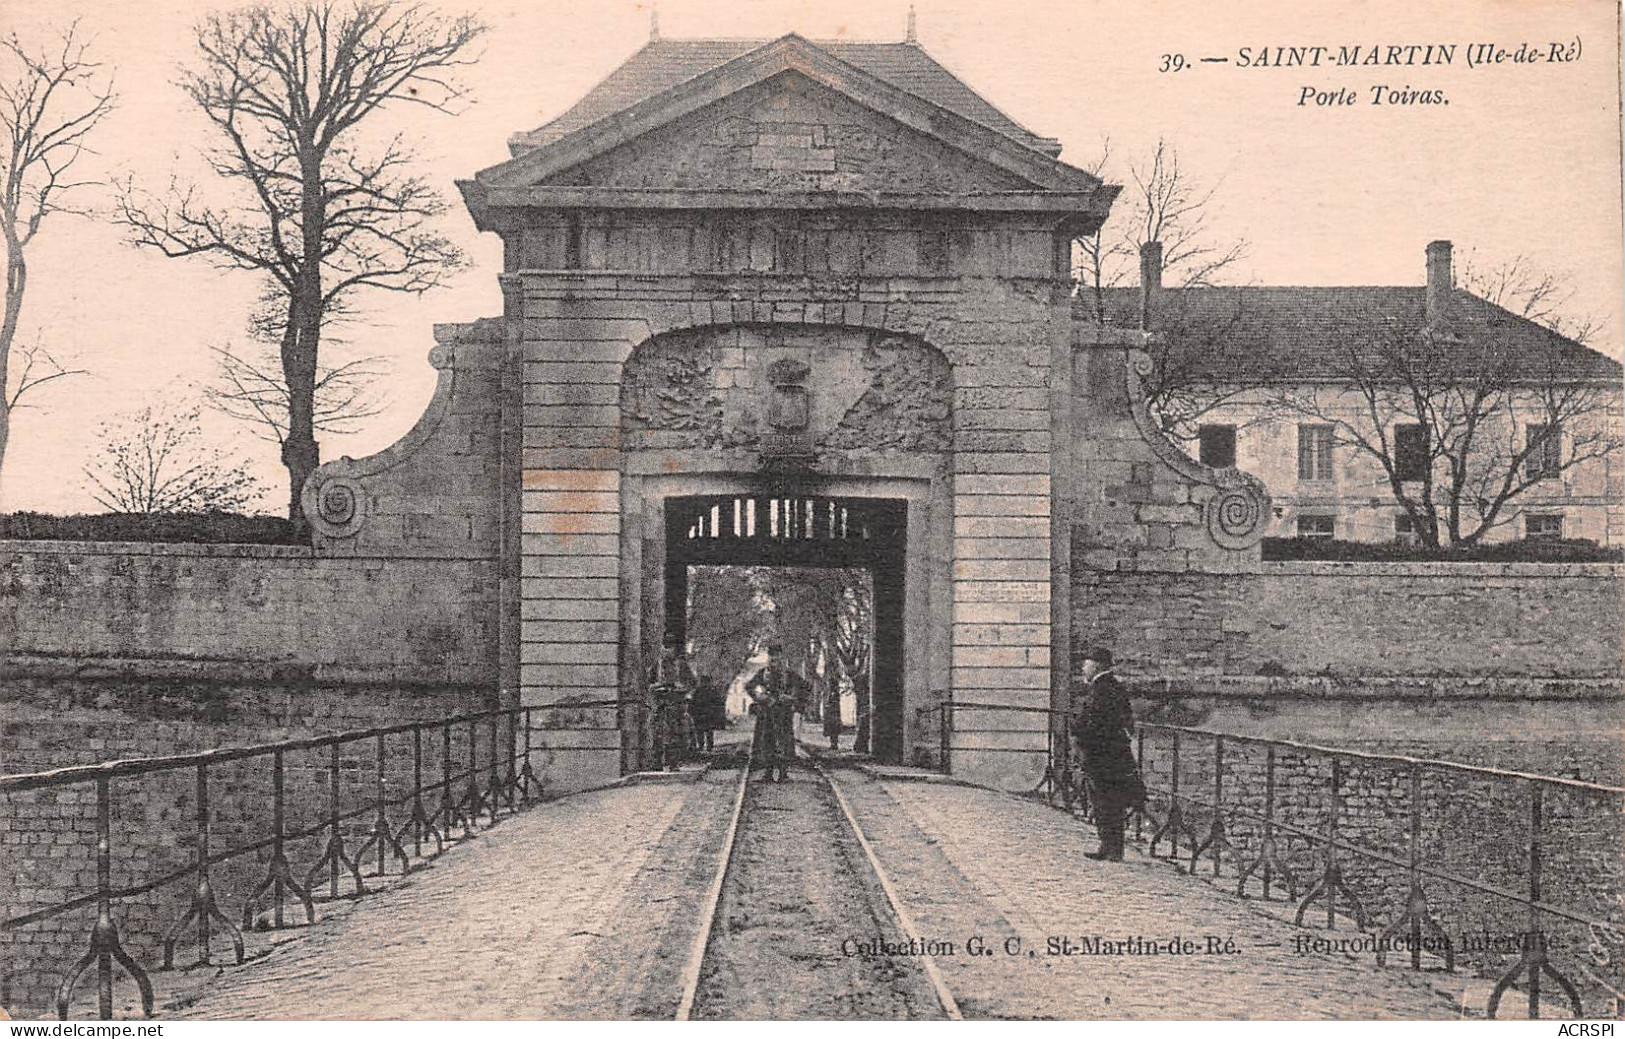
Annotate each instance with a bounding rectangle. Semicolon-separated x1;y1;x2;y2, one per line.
1281;308;1621;549
1124;138;1248;290
1073;138;1267;441
0;22;113;501
84;400;264;514
1071;137;1132;324
117;1;485;522
7;332;87;410
208;341;388;443
1458;249;1603;347
1136;290;1287;442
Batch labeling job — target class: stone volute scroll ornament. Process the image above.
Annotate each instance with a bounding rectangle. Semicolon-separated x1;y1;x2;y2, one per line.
1123;346;1270;551
301;334;467;542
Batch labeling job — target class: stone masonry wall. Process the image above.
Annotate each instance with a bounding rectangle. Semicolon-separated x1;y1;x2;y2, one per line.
0;541;503;1016
1071;560;1624;684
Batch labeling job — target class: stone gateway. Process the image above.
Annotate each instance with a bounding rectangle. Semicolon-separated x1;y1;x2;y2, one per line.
294;31;1280;792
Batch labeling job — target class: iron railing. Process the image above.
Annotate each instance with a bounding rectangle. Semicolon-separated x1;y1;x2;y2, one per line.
918;699;1625;1020
0;701;627;1020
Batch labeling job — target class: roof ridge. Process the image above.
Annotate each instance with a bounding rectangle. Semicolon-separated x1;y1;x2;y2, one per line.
509;31;1059;155
884;39;1060;151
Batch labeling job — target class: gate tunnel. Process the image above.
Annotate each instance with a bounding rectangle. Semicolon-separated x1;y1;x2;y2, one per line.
662;494;906;762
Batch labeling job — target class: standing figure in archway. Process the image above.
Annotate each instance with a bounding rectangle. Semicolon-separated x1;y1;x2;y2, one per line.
1071;646;1146;861
689;674;725;752
747;643;802;782
649;635;697;771
823;677;845;751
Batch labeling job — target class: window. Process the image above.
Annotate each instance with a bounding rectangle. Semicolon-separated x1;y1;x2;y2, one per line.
1297;514;1336;540
1199;424;1237;469
1526;513;1565;540
1393;512;1438;545
1297;424;1335;482
1525;423;1562;481
1393;424;1428;482
1393;513;1416;544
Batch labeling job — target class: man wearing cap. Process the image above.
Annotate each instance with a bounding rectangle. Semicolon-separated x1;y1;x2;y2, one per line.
1072;646;1146;861
747;643;800;782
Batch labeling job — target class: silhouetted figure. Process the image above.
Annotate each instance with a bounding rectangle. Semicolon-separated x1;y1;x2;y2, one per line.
747;644;802;782
689;674;725;752
1071;646;1146;861
648;636;696;771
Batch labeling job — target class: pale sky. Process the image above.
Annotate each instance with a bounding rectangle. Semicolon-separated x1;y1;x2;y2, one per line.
4;0;1622;513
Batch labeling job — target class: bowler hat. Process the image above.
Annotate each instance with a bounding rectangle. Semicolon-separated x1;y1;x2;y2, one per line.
1082;646;1115;668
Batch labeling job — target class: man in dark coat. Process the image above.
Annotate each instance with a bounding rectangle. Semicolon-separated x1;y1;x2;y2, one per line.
1071;646;1145;861
747;643;801;782
689;674;725;752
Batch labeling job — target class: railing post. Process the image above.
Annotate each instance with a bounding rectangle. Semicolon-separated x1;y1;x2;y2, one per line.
163;761;244;970
1237;743;1298;902
505;709;520;803
399;723;445;857
1151;729;1196;858
465;715;486;824
440;722;455;834
1134;727;1145;840
55;774;152;1020
358;733;409;876
304;742;365;899
1191;734;1233;875
485;712;510;814
1327;757;1340;928
1489;780;1582;1019
517;707;543;802
1265;747;1277;895
1378;765;1454;971
243;748;315;932
1294;754;1366;931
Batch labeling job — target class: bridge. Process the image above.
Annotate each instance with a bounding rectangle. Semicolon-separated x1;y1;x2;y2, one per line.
3;707;1619;1021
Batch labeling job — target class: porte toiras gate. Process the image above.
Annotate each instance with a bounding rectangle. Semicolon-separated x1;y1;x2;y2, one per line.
299;31;1202;795
664;494;906;761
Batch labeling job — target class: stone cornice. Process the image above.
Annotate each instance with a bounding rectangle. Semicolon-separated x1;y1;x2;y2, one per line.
461;185;1112;225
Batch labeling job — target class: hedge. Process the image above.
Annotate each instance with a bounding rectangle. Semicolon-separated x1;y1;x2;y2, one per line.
1261;536;1623;563
0;511;304;545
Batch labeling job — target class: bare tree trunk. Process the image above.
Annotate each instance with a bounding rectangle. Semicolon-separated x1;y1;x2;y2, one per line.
281;154;325;527
0;241;26;505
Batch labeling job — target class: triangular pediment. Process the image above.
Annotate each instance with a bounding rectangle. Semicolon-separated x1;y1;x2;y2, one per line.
471;35;1104;197
538;71;1040;195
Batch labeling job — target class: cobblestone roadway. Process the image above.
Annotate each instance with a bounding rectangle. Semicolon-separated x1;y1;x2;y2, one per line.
159;759;1468;1020
835;771;1466;1020
165;780;700;1020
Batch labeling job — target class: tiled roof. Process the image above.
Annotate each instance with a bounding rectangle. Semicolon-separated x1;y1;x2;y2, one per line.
510;36;1060;155
1074;285;1622;383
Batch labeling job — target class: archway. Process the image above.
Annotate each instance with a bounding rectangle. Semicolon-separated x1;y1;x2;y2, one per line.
662;494;906;762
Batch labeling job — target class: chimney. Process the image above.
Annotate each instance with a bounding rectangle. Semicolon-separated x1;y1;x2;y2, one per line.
649;5;660;41
905;5;918;43
1139;240;1163;331
1425;239;1453;327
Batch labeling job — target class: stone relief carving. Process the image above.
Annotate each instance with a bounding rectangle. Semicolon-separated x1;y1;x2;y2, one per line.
550;79;1032;195
621;346;726;446
619;327;952;457
1124;347;1271;551
823;337;952;452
